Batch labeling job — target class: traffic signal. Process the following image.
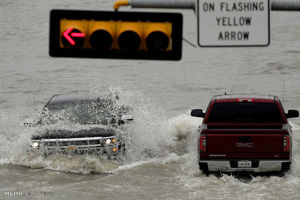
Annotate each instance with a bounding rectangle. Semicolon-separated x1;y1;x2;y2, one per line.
50;10;183;60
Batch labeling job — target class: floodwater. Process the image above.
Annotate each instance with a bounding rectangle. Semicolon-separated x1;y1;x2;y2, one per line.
1;0;300;199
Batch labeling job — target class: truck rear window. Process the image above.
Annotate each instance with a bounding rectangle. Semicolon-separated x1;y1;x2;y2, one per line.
207;102;284;123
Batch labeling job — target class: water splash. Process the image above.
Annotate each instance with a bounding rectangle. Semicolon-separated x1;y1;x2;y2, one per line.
14;154;119;174
0;88;201;174
3;87;298;176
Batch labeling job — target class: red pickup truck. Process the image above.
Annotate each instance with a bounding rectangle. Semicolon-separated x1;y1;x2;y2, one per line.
191;95;299;173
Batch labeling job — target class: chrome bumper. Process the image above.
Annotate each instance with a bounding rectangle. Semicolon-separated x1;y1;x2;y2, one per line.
200;160;291;172
29;136;120;156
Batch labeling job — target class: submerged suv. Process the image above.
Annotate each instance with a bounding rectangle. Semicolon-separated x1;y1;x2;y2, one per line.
191;94;299;172
26;92;132;157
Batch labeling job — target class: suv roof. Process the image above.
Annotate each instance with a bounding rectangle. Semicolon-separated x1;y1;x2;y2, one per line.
212;94;278;103
46;92;114;107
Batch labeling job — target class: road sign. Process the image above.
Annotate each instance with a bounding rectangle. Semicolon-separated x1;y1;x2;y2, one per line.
49;10;183;60
197;0;270;47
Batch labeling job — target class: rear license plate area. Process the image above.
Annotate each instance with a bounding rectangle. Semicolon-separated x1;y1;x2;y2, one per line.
237;160;252;168
230;160;259;168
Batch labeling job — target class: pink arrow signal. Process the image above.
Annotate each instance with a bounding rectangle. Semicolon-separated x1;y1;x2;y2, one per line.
63;27;85;46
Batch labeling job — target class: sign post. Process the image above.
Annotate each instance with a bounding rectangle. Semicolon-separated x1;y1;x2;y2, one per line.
197;0;270;47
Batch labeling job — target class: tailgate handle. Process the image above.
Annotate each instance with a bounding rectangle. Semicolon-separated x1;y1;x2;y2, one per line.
238;136;251;143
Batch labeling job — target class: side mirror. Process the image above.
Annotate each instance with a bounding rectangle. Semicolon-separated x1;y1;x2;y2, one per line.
286;110;299;118
191;109;205;118
118;114;134;125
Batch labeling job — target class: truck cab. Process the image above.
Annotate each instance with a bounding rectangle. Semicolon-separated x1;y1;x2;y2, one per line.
27;92;132;158
191;95;299;173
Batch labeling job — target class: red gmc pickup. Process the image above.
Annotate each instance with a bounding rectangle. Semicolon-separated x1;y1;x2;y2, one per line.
191;95;299;173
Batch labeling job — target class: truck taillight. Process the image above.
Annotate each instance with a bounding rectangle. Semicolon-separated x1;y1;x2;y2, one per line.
200;136;206;152
283;136;290;152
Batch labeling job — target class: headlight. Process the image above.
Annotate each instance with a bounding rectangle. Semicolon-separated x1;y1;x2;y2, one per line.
31;142;39;148
105;139;111;144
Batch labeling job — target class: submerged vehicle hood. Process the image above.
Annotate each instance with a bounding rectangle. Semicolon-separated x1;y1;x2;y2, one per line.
32;127;116;140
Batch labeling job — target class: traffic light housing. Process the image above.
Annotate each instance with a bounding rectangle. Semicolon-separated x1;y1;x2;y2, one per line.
50;10;183;60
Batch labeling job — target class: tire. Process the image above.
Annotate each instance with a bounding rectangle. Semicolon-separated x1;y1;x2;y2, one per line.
281;162;291;172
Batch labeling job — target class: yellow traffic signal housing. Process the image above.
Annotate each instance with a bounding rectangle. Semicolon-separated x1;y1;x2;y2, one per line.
50;10;182;60
116;21;143;50
144;22;172;51
88;20;115;50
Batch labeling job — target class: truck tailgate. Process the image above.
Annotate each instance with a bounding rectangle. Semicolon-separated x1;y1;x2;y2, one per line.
206;133;283;153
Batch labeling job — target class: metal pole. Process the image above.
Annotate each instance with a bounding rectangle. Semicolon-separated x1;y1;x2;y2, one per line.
272;0;300;11
125;0;300;11
129;0;195;9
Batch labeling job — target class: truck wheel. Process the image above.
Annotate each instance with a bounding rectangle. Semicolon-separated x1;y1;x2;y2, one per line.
199;162;208;172
281;162;291;172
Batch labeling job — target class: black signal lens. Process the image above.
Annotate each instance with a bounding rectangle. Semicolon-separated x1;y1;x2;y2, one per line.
118;31;141;50
90;30;113;50
146;31;169;51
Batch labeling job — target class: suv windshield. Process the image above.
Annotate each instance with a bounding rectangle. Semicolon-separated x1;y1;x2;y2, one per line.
207;102;284;123
39;99;129;125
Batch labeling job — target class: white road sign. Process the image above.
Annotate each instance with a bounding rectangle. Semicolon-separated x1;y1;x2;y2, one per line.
197;0;270;47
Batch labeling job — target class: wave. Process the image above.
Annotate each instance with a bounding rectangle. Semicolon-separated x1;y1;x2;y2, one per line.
0;88;201;174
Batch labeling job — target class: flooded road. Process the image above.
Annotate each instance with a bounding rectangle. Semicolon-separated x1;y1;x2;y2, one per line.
1;0;300;199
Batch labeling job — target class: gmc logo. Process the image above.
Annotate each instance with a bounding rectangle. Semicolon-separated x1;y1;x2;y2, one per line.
236;142;254;148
